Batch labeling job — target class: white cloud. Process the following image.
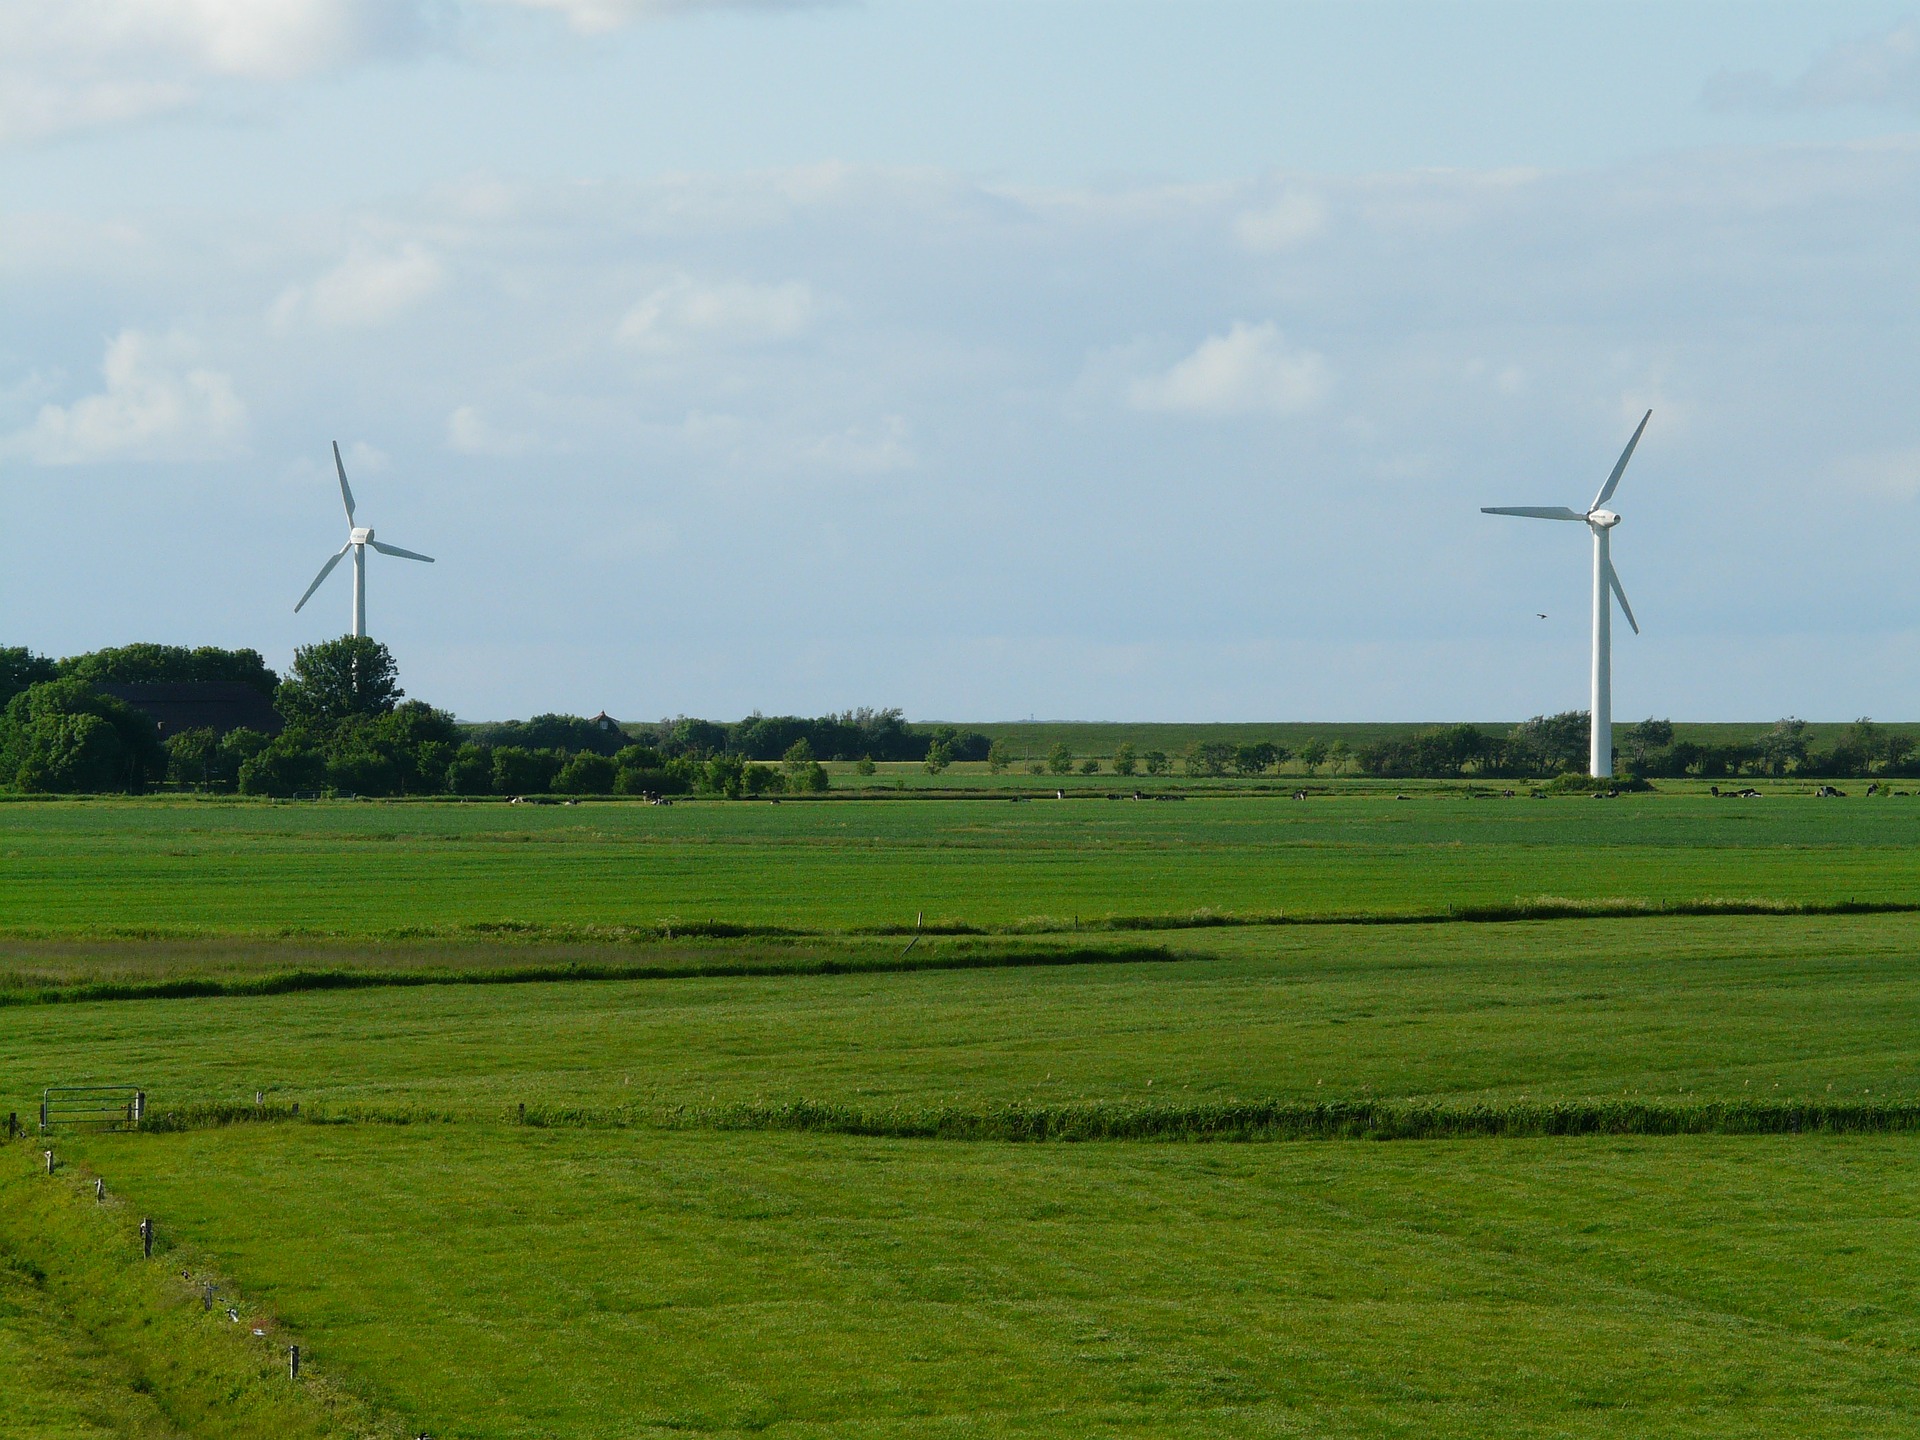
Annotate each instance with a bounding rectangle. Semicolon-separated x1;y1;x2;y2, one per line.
0;1;436;143
1233;191;1327;252
617;274;816;354
803;416;915;474
446;405;534;456
272;245;447;331
1833;446;1920;501
1706;22;1920;112
493;0;835;35
3;330;245;464
1129;322;1330;418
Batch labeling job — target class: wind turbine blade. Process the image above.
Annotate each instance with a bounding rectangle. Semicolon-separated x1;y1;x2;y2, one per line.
1481;506;1587;521
332;441;356;524
1605;558;1639;635
1591;409;1651;512
294;544;351;613
367;539;434;563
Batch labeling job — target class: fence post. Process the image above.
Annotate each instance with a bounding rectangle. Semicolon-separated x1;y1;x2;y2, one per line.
40;1097;47;1132
43;1150;53;1175
133;1091;145;1124
203;1280;213;1312
289;1344;300;1380
95;1178;104;1202
140;1218;152;1258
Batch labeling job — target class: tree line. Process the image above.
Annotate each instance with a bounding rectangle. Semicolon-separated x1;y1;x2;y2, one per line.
1351;713;1920;780
0;641;988;797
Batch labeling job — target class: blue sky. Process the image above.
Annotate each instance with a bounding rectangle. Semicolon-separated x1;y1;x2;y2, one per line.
5;1;1920;722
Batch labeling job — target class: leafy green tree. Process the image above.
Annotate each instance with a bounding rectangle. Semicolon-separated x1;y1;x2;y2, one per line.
0;648;58;710
1298;737;1328;774
1757;717;1809;776
325;745;402;797
237;741;327;797
275;637;403;726
924;738;954;774
1184;741;1233;777
1506;712;1589;776
782;738;816;779
491;746;557;795
703;753;747;798
1623;718;1675;772
1078;757;1101;775
217;728;271;777
1142;749;1171;777
986;739;1011;774
446;744;494;795
0;679;164;792
165;728;222;788
855;755;877;775
59;643;278;697
555;752;617;795
1045;742;1073;775
1232;742;1276;776
1111;742;1137;777
743;762;785;796
1326;740;1351;774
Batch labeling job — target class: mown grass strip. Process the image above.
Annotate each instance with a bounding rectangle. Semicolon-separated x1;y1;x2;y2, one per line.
129;1097;1920;1142
0;942;1187;1009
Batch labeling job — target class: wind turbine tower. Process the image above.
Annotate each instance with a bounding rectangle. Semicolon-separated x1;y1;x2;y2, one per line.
294;441;435;638
1482;411;1650;778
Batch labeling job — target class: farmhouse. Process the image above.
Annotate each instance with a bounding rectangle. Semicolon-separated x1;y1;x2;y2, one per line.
95;682;284;739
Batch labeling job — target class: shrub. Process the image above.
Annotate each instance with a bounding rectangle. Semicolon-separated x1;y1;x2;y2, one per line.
1046;743;1073;775
237;743;327;797
1111;742;1137;777
1078;757;1100;775
554;752;617;795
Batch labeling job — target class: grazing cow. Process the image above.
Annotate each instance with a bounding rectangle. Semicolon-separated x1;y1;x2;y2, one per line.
1814;785;1846;798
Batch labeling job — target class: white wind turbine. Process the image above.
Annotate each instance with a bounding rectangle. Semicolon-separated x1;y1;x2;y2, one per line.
1482;410;1650;779
294;441;435;638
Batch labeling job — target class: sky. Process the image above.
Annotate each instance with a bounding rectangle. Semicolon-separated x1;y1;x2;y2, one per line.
6;1;1920;723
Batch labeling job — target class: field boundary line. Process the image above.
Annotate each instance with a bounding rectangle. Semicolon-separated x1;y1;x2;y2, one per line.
5;893;1917;950
0;942;1189;1009
126;1097;1920;1143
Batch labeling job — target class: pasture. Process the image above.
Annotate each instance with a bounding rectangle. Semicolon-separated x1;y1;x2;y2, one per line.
2;790;1918;1437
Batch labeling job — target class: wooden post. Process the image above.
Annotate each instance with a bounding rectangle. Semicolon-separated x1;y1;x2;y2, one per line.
133;1091;145;1123
288;1345;300;1380
140;1218;152;1258
95;1178;104;1202
43;1150;53;1175
203;1280;213;1312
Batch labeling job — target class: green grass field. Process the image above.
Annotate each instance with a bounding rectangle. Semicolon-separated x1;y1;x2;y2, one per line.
3;792;1919;1437
3;790;1918;939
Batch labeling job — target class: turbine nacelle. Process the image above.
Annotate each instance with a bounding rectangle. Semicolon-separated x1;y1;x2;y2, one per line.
350;526;374;544
1587;509;1619;529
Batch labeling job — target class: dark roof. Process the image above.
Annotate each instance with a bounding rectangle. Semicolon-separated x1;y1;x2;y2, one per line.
95;682;283;738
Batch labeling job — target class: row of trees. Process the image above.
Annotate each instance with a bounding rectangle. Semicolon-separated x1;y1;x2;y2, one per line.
1352;714;1920;780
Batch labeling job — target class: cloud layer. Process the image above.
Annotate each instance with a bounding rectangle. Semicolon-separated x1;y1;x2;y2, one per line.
8;139;1920;719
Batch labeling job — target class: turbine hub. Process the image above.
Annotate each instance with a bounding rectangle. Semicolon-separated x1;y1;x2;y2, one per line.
350;526;374;544
1587;509;1620;529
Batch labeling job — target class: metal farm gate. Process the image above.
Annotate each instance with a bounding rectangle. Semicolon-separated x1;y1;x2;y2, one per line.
40;1086;145;1133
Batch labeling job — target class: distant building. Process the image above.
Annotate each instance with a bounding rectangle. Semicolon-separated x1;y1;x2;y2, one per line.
95;682;284;739
589;712;623;736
